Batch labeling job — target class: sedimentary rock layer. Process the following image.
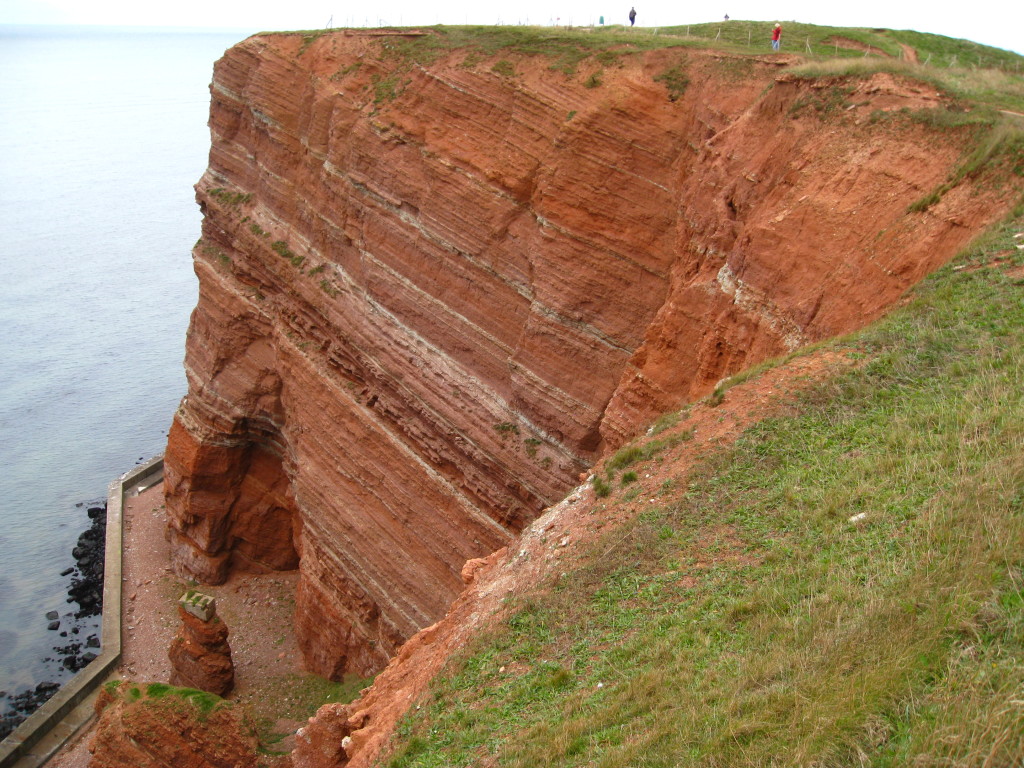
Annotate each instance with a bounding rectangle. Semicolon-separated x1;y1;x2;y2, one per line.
165;29;1016;677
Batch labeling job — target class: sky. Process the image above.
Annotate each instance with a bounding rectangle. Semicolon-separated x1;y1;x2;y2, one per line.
1;0;1021;56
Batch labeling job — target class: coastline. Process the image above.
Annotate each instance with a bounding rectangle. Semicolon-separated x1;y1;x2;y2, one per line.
49;482;304;767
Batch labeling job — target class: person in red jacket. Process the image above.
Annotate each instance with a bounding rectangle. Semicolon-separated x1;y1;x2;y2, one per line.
771;23;782;51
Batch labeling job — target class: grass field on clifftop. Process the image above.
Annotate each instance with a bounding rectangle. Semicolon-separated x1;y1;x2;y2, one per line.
289;22;1024;113
382;214;1024;766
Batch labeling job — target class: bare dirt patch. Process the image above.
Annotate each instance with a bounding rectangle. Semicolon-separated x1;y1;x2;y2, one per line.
824;36;893;58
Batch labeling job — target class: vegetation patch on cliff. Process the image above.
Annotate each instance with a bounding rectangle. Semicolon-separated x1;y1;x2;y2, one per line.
382;216;1024;767
92;680;261;767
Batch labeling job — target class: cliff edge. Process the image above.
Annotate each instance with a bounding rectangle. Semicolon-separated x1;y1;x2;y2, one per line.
163;27;1018;684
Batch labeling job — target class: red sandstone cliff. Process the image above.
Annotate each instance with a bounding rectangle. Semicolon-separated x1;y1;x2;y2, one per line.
164;29;1017;682
89;683;257;768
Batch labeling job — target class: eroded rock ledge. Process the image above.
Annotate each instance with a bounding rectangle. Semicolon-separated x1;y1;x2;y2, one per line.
164;29;1015;680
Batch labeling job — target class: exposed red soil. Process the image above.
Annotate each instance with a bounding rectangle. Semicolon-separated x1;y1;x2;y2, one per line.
824;36;894;58
294;347;859;768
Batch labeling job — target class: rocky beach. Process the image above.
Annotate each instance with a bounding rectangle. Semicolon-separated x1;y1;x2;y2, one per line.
1;503;107;740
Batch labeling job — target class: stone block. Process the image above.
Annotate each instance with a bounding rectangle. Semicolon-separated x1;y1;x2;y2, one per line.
178;590;216;622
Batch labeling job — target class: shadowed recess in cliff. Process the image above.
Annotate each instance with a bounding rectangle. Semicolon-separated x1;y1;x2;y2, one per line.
164;27;1021;679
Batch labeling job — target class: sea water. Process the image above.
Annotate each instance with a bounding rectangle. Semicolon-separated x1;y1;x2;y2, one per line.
0;25;245;708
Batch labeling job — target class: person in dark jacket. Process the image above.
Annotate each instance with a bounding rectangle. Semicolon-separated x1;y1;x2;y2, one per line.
629;7;636;25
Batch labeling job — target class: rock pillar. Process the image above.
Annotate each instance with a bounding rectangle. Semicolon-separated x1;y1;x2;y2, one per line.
168;591;235;696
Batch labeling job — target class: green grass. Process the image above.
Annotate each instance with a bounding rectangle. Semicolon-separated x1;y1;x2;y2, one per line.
381;215;1024;767
672;21;1023;72
603;428;694;482
266;23;1023;113
144;682;224;718
905;117;1024;212
652;63;689;101
384;21;1024;83
248;673;371;753
362;22;1019;73
271;239;306;269
491;59;516;77
104;680;232;722
373;73;407;103
209;187;253;205
592;475;611;498
788;56;1024;114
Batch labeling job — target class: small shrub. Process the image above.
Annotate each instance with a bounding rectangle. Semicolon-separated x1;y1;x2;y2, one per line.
209;187;252;205
297;30;327;56
649;411;681;436
491;59;515;77
201;243;231;267
622;470;639;484
330;61;362;81
654;64;689;101
607;445;645;473
592;475;612;498
372;74;404;104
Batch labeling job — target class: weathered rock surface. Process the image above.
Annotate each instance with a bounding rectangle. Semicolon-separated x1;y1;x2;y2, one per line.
165;29;1018;680
89;682;258;768
168;605;235;696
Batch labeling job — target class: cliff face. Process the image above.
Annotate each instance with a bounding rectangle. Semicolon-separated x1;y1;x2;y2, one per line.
164;29;1015;679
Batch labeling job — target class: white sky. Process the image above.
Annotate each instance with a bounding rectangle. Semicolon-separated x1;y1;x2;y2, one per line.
2;0;1021;56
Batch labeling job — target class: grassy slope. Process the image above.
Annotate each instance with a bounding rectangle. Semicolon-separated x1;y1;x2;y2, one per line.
381;208;1024;766
262;22;1024;765
665;21;1022;69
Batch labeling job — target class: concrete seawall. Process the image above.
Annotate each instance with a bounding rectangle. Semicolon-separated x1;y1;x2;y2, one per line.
0;456;164;768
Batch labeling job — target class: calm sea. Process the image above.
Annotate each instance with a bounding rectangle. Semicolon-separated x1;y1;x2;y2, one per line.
0;25;245;704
